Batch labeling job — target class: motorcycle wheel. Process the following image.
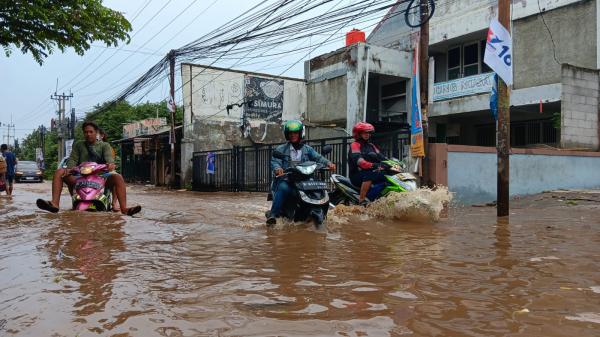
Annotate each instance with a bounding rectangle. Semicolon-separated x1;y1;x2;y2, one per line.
329;190;345;206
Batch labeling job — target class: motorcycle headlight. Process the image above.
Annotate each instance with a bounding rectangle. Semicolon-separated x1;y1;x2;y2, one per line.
80;166;93;175
296;164;317;175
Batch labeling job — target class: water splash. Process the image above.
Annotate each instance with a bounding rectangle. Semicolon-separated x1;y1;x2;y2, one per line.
330;186;452;223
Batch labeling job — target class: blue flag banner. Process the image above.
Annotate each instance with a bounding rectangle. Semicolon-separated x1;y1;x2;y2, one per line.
206;152;215;174
490;73;498;121
410;41;425;157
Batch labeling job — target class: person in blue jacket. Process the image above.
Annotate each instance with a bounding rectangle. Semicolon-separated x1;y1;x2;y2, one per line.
267;120;336;225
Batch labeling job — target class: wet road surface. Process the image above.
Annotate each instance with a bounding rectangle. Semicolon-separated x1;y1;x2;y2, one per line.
1;182;600;336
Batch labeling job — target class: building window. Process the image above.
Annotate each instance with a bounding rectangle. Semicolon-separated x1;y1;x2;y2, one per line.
379;81;407;122
480;40;492;73
447;46;461;80
463;42;479;77
447;40;491;80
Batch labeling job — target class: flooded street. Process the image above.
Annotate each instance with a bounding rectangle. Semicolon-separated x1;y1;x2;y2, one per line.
1;183;600;336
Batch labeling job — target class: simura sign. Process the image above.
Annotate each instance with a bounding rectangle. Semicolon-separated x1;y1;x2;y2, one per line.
243;75;284;121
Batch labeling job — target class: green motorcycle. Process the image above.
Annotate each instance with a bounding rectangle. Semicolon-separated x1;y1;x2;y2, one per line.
329;153;417;205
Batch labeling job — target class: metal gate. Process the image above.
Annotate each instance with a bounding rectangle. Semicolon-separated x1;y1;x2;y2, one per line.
192;130;410;192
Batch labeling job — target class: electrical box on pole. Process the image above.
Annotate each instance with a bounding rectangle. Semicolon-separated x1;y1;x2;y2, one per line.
51;92;73;162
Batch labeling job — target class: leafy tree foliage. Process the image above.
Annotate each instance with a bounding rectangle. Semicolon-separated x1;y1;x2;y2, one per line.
87;101;183;143
1;0;131;64
19;128;60;179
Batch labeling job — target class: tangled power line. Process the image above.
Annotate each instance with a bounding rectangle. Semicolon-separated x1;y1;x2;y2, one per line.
83;0;434;118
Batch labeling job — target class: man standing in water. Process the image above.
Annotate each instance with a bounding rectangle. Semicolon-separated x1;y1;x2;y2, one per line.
36;121;141;216
1;144;17;196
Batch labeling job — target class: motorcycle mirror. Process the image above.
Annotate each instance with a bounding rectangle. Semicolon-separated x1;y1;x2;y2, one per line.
321;145;333;155
272;150;287;160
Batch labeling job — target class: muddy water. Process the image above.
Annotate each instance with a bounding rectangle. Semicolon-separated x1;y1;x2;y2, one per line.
1;183;600;336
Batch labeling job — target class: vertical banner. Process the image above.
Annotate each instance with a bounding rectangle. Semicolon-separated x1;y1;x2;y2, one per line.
490;73;499;121
206;152;215;174
484;19;513;85
65;139;74;158
410;41;425;157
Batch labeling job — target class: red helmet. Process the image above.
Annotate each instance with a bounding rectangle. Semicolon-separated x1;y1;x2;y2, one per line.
352;122;375;140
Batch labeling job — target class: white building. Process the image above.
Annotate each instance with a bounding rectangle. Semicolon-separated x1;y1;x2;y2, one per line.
179;64;306;184
369;0;599;150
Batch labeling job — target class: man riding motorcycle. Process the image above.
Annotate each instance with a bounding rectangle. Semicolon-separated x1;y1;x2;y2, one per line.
349;122;386;205
267;120;336;226
36;121;142;216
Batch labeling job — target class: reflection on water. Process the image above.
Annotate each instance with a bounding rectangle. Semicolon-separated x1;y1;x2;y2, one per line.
1;184;600;336
43;214;126;318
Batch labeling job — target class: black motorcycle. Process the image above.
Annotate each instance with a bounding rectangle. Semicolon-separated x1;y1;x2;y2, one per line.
267;145;332;227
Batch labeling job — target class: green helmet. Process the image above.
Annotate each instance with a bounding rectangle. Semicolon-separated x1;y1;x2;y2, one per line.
283;120;304;141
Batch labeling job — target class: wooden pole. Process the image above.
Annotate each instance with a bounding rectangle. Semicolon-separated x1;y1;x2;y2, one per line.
169;51;177;189
497;0;511;216
419;0;430;186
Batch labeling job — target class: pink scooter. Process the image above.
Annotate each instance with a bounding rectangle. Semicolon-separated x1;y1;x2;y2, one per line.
71;162;113;211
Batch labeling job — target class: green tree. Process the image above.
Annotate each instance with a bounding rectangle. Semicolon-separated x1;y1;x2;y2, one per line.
0;0;131;64
87;101;183;143
19;100;182;176
19;129;59;179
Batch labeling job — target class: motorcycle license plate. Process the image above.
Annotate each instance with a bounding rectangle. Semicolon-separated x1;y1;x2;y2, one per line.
297;181;327;191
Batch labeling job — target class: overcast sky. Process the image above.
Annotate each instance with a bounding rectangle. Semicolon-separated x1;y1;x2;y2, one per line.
0;0;382;141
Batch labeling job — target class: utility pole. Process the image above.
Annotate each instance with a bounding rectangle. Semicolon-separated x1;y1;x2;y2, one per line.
70;108;76;139
497;0;511;217
51;92;73;162
1;114;16;146
168;50;177;188
419;0;430;186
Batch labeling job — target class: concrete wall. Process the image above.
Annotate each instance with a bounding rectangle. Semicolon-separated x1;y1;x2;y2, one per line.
429;83;561;117
446;146;600;203
513;0;597;89
307;75;348;124
305;43;412;132
369;0;584;49
180;64;307;185
561;64;600;150
181;64;306;122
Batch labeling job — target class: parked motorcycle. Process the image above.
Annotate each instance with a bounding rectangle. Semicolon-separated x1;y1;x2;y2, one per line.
266;146;332;227
71;162;113;211
329;153;417;206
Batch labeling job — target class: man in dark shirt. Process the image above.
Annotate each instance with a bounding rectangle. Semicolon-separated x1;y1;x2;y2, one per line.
36;121;141;216
1;144;17;196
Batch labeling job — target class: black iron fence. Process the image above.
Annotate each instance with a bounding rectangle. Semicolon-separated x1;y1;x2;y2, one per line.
192;129;410;192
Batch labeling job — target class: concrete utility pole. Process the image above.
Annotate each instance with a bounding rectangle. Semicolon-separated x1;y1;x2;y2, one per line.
497;0;511;217
168;50;177;188
70;108;76;139
51;92;73;162
419;0;430;186
2;115;16;146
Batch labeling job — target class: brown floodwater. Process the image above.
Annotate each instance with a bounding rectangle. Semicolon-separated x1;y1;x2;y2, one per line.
1;183;600;337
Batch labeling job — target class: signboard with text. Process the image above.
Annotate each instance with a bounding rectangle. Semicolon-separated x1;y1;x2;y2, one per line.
432;73;495;101
243;75;284;121
123;118;168;139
